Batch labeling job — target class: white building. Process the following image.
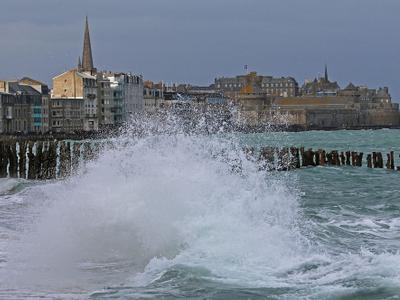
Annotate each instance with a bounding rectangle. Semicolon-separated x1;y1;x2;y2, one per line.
104;72;144;124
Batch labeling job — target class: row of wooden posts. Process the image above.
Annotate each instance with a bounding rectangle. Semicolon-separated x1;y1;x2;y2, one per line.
0;140;99;180
245;147;399;171
0;141;399;180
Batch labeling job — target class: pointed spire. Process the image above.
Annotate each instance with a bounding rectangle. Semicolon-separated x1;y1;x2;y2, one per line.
82;16;94;72
324;64;329;82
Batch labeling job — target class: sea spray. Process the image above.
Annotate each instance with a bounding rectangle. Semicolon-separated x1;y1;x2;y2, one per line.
1;112;308;294
2;127;400;298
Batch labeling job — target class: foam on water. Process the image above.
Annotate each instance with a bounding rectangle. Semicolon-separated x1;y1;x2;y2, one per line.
1;121;400;298
1;129;311;293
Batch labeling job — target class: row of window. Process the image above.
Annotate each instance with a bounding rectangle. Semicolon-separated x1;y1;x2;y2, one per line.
83;78;97;88
264;89;294;94
262;83;294;88
217;82;295;89
52;120;83;126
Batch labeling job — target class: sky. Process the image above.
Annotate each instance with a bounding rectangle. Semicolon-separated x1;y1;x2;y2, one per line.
1;0;399;99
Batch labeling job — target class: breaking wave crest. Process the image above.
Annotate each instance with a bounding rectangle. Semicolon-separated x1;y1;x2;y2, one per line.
2;114;307;292
2;114;400;299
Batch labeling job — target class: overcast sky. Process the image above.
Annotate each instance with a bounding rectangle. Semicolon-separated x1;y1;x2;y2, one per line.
1;0;399;99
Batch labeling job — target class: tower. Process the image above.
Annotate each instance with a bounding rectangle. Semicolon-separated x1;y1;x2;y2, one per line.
81;16;95;73
78;56;82;71
324;64;329;82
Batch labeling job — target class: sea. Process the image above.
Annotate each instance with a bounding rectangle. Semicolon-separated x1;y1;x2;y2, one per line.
0;128;400;299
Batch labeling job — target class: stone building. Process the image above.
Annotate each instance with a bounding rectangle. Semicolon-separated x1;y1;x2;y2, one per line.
301;66;340;96
0;92;32;134
339;83;392;103
143;80;164;112
104;72;144;124
19;77;50;133
0;91;34;134
122;73;144;119
0;79;51;134
52;69;98;131
0;93;17;133
49;98;84;133
214;72;298;99
0;81;39;133
96;74;114;127
235;90;399;129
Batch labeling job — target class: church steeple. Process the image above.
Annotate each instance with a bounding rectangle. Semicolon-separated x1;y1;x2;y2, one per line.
82;16;95;73
324;64;329;82
78;56;82;70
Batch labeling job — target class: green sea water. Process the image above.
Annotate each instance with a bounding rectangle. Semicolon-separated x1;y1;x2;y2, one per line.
0;129;400;299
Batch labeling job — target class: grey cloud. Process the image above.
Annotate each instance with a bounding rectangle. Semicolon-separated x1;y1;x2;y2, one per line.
0;0;399;100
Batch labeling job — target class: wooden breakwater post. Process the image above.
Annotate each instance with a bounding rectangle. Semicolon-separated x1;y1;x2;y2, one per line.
18;141;27;179
303;149;315;167
351;152;357;166
48;141;57;179
318;149;326;166
331;151;340;166
398;154;400;171
41;142;50;179
357;152;363;167
7;142;18;178
340;152;346;165
35;141;44;179
27;142;36;180
376;152;383;168
386;151;395;170
72;143;81;174
259;146;275;170
367;154;372;168
345;151;351;166
0;142;7;178
276;147;290;171
82;142;94;162
59;141;72;178
290;147;300;169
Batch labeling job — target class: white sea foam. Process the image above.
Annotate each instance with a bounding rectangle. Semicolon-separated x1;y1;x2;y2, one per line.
2;121;400;298
1;130;310;292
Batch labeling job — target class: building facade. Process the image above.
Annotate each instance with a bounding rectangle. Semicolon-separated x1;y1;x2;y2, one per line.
301;66;340;96
214;72;298;99
19;77;50;133
96;74;114;127
0;92;33;134
104;72;144;123
0;80;51;134
50;98;84;133
52;69;98;131
144;80;164;112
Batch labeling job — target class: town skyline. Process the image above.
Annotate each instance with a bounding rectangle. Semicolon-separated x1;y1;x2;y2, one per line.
1;0;400;100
